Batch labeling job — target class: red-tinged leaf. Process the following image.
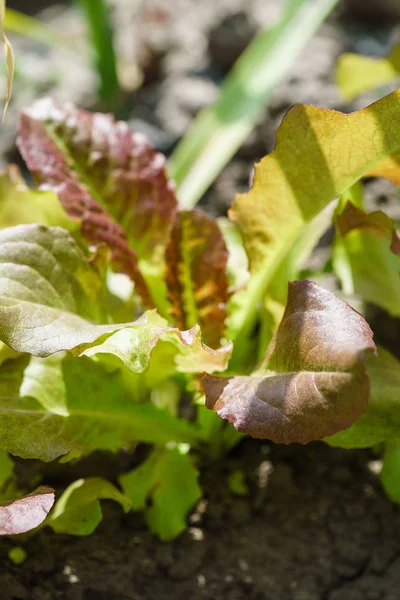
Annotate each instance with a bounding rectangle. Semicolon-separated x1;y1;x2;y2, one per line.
165;210;229;348
0;486;55;535
17;98;178;305
337;201;400;256
203;280;376;444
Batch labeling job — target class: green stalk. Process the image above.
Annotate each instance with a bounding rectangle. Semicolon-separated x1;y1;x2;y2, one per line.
75;0;120;106
169;0;340;209
4;8;70;48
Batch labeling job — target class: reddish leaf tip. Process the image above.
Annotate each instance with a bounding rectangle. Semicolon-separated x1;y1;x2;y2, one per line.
204;281;376;444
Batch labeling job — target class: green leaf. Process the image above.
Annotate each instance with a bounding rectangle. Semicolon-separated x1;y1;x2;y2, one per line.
4;8;70;49
0;449;18;504
0;486;54;535
333;194;400;316
204;280;376;444
48;478;131;536
0;224;145;356
381;442;400;503
327;348;400;449
268;202;336;305
0;169;76;231
169;0;340;209
217;217;249;293
0;354;202;461
196;403;244;459
0;451;13;488
336;44;400;101
119;451;160;511
0;342;19;366
120;448;201;541
165;210;230;348
81;310;232;380
257;296;285;362
230;88;400;352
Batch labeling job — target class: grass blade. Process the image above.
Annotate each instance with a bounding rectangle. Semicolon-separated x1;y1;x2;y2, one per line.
75;0;120;106
4;8;70;49
0;1;14;122
169;0;340;209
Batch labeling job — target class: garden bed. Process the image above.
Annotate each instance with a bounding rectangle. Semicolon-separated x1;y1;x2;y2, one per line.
1;1;400;598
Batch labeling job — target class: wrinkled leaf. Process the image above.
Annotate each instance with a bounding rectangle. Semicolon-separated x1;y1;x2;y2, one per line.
203;280;376;444
336;44;400;101
327;348;400;448
231;92;400;272
81;311;232;380
0;354;201;461
0;486;54;535
48;478;131;535
0;224;146;356
165;210;229;348
17;98;177;305
0;224;230;370
120;447;201;541
230;89;400;345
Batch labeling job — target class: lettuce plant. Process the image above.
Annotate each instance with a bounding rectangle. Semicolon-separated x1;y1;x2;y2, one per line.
1;89;400;538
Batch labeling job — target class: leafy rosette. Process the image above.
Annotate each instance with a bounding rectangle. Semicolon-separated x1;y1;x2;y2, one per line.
0;224;231;461
16;98;230;348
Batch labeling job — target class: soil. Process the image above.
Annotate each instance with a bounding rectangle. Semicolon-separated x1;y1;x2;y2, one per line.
2;441;400;600
1;1;400;599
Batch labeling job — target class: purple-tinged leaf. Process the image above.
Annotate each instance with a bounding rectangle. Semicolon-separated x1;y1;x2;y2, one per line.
0;486;54;535
165;210;229;348
17;98;178;305
203;280;376;444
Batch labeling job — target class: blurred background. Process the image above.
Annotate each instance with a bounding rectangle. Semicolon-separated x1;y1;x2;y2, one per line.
2;0;400;216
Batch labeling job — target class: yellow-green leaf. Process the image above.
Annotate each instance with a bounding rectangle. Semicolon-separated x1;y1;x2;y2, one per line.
0;168;77;231
230;89;400;346
48;478;131;536
336;44;400;102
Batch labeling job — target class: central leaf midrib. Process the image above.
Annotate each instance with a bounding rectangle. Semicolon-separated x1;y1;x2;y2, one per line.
50;128;120;227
